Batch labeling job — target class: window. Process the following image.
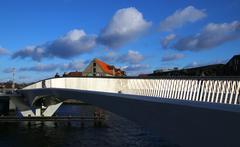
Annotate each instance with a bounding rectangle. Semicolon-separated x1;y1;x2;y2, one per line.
93;62;96;67
93;68;96;73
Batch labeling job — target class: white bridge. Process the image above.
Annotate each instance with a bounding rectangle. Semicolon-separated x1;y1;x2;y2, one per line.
11;77;240;147
24;77;240;105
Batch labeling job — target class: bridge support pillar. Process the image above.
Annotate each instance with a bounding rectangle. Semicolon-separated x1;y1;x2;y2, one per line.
21;110;35;117
20;102;62;117
35;108;41;116
42;102;63;117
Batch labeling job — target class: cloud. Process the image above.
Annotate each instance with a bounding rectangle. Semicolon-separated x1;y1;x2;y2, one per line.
173;21;240;51
12;46;46;61
118;50;144;64
12;8;150;61
2;68;14;73
161;34;176;48
121;64;149;71
0;47;10;55
121;64;150;75
12;29;96;61
48;29;96;58
100;50;144;64
159;6;206;31
60;60;85;71
18;60;86;72
19;64;58;72
161;53;185;62
98;7;151;48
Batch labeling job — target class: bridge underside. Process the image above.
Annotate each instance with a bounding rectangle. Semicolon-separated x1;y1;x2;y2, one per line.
19;88;240;147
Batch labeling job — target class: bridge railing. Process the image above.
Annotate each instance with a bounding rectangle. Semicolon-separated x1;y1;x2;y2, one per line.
23;77;240;105
124;79;240;105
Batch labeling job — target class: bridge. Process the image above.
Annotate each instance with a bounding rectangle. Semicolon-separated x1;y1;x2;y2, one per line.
10;76;240;147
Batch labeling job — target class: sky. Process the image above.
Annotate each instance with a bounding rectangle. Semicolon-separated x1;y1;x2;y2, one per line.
0;0;240;83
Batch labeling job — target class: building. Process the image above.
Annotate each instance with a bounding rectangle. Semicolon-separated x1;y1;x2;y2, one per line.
149;54;240;77
62;71;83;77
82;58;126;76
224;54;240;76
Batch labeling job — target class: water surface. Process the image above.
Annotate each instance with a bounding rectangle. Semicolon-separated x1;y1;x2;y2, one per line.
0;105;179;147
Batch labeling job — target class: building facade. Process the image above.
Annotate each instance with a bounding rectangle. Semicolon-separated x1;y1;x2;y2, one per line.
82;58;125;77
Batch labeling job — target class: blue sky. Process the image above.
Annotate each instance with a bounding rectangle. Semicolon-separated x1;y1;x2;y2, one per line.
0;0;240;82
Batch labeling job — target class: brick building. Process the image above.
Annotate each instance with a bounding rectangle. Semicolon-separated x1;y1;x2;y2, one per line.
82;58;125;76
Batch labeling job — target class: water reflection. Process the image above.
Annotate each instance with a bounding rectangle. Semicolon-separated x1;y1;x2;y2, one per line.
0;105;179;147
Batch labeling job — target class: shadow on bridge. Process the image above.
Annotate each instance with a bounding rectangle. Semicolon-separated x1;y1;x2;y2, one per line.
19;87;240;147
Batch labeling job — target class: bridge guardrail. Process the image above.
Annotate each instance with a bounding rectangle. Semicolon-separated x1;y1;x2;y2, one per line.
23;77;240;105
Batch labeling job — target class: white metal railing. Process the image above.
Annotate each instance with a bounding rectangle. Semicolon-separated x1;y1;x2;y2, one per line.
23;77;240;105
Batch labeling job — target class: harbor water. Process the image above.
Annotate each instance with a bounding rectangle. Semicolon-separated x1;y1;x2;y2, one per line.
0;104;179;147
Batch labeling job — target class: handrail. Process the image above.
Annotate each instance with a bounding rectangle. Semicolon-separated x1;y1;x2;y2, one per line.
25;76;240;88
23;77;240;105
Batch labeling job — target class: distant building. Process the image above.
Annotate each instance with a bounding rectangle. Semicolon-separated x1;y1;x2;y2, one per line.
0;81;28;90
63;71;83;77
82;58;126;76
149;54;240;77
224;55;240;76
153;67;179;74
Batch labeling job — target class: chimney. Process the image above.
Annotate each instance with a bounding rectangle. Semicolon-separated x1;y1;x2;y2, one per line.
112;68;115;76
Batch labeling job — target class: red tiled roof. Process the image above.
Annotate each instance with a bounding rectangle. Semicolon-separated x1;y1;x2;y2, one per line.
95;59;124;76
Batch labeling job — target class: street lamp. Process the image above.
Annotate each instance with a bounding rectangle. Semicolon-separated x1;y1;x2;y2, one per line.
12;68;15;93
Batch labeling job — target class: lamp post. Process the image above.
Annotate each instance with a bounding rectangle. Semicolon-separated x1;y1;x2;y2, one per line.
12;68;15;93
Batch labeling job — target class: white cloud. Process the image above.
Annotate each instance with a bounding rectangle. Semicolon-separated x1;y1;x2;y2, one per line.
98;7;151;48
173;21;240;51
48;29;96;58
161;53;185;62
12;29;96;61
0;47;10;55
121;64;150;75
161;34;176;48
61;60;85;71
159;6;206;31
100;50;144;64
12;8;150;61
124;50;144;64
128;50;144;63
121;64;149;71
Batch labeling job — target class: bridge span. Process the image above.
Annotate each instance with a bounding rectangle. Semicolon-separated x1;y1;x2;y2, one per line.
14;76;240;147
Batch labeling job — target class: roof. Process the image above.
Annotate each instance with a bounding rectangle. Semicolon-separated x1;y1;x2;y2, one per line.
66;71;83;77
227;54;240;64
94;58;125;76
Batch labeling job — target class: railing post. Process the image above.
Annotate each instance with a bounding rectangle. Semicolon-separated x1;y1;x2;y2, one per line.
234;81;240;104
207;80;213;102
224;81;231;104
229;81;236;104
220;81;227;103
211;80;217;103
